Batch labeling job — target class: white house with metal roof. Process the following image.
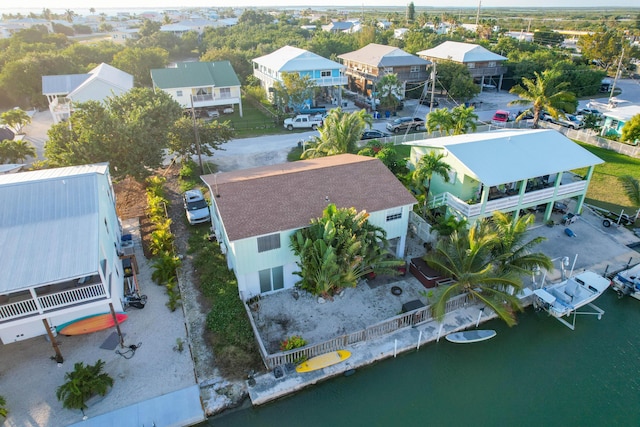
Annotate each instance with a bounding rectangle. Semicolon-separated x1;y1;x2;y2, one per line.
0;164;127;347
252;46;347;106
600;104;640;143
337;43;431;99
201;154;416;299
42;63;134;124
407;129;603;223
417;41;507;91
151;61;243;116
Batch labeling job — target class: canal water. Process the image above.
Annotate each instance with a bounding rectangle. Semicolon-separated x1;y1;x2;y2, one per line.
208;291;640;426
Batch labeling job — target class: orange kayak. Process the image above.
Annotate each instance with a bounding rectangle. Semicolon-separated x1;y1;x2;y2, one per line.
56;312;127;336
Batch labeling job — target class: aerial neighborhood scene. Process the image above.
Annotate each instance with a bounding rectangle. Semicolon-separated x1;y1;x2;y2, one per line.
2;0;640;425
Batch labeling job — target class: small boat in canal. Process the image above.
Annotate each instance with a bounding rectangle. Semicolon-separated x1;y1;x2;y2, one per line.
445;330;496;344
611;263;640;300
533;271;610;330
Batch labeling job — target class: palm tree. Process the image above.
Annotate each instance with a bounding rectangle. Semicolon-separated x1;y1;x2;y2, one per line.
450;105;478;135
0;139;36;163
489;212;553;275
376;73;403;113
411;151;452;216
508;70;577;128
619;175;640;220
426;108;454;135
64;9;76;23
302;108;372;159
425;223;524;326
56;360;113;412
0;395;6;418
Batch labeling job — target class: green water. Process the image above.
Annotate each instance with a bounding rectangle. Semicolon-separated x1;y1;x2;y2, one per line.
209;292;640;427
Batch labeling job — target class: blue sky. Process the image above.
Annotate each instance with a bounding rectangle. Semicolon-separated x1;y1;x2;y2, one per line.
6;0;640;10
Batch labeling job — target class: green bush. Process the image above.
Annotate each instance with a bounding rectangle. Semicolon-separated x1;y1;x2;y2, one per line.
151;251;181;285
56;360;113;412
279;335;307;351
165;277;181;312
0;395;7;418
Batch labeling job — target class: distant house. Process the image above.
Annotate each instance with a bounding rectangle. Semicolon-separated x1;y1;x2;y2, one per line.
407;129;603;223
201;154;417;299
600;105;640;143
321;21;354;33
252;46;347;107
417;41;507;91
42;63;134;124
160;18;219;35
394;28;409;40
337;43;431;99
0;164;127;345
151;61;243;116
110;28;140;44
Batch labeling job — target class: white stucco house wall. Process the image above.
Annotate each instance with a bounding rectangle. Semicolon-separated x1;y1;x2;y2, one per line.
0;164;127;346
201;154;417;300
42;63;134;124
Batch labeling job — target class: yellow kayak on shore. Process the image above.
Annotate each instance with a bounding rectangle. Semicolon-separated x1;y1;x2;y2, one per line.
296;350;351;373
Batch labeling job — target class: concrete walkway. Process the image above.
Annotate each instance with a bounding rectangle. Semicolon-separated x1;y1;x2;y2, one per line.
248;301;497;405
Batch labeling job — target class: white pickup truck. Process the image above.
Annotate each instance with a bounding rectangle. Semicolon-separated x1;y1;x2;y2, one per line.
283;114;323;131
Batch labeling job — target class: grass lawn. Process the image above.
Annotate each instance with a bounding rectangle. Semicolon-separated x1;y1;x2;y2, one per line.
573;142;640;216
222;97;283;138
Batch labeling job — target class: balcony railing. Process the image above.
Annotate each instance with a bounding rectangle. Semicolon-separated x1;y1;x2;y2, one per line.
431;180;588;218
0;282;107;322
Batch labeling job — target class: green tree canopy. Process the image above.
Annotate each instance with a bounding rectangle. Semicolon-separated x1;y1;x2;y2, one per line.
112;47;168;87
0;108;31;134
273;72;317;114
621;115;640;144
376;73;403;112
426;105;477;136
45;88;182;179
434;60;480;100
290;203;401;297
0;139;36;164
578;28;623;71
167;116;235;160
411;150;452;216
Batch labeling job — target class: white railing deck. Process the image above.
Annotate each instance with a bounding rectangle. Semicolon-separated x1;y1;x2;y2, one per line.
0;282;107;322
431;180;587;219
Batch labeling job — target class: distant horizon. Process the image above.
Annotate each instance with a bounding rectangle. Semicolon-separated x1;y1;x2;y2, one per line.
2;1;640;15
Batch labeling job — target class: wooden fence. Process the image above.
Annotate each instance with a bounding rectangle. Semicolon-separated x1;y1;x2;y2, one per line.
245;292;470;370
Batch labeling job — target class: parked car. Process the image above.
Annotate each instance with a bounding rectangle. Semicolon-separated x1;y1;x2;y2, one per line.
360;129;391;140
491;109;512;126
419;98;439;107
517;110;534;120
386;117;425;133
223;107;234;114
576;108;603;122
542;112;584;129
183;189;210;225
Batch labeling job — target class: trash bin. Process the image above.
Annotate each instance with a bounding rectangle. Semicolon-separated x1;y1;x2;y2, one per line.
385;110;391;118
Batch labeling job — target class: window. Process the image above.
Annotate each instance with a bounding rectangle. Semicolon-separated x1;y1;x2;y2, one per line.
257;234;281;253
321;70;331;77
220;87;231;98
176;90;183;97
259;266;284;293
410;65;421;73
488;61;496;68
386;207;402;222
467;63;475;69
384;67;394;74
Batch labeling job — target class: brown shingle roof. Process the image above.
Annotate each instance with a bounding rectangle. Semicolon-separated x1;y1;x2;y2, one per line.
201;154;417;241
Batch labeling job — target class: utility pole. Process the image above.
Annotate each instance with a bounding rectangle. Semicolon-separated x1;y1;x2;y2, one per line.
475;0;481;26
190;94;204;174
609;47;624;105
429;61;437;110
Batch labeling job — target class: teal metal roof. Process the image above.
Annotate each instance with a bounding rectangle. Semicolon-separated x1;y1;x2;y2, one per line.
151;61;240;89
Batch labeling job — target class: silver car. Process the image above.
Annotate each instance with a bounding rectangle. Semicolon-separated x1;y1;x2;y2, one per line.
183;189;210;225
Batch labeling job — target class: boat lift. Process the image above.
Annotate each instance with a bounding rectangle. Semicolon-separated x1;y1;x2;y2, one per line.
533;289;605;330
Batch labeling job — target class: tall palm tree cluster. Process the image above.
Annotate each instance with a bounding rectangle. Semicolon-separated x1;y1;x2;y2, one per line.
425;212;553;326
301;108;372;159
290;204;404;298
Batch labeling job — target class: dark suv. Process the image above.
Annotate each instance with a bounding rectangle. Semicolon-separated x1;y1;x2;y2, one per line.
386;117;425;133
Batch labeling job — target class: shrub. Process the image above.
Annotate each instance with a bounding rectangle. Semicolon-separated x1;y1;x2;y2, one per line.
279;335;307;351
56;360;113;412
165;277;181;312
151;252;181;285
0;395;7;418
